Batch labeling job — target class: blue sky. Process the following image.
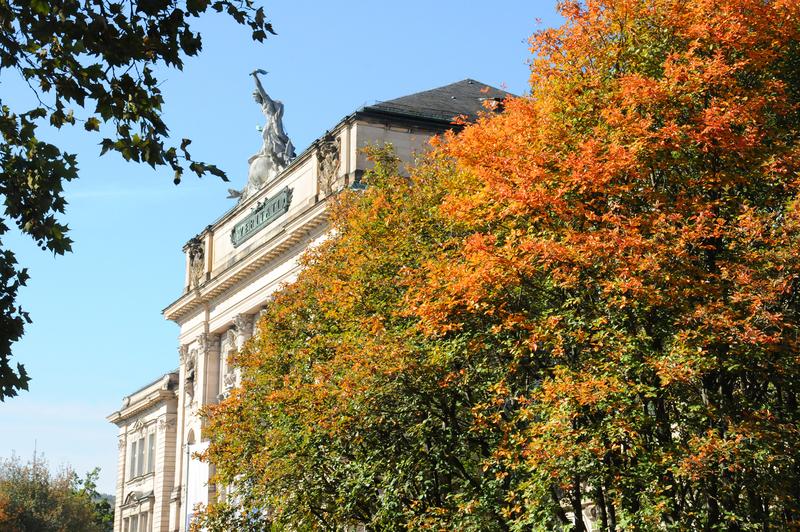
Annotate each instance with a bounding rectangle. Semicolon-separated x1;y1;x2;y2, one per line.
0;0;561;493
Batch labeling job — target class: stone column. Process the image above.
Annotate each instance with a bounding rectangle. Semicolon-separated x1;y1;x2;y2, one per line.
197;333;221;407
233;313;254;349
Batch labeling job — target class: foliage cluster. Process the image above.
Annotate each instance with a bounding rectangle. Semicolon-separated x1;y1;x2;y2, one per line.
0;0;273;399
201;0;800;530
0;453;113;531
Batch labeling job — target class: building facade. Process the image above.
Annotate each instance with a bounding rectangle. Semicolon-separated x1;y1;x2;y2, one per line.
109;79;509;532
107;372;179;532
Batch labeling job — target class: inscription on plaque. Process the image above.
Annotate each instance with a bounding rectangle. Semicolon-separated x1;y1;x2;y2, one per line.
231;187;293;247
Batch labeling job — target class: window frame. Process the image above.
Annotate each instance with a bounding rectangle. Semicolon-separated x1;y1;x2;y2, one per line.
129;440;138;479
147;432;156;474
136;435;145;477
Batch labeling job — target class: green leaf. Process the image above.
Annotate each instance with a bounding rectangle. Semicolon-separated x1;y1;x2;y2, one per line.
84;117;100;132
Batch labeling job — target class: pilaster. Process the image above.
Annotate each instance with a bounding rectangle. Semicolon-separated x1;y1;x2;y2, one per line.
170;344;190;532
114;430;126;532
153;412;177;532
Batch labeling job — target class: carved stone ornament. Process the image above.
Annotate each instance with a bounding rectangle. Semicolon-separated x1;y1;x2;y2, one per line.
222;328;236;353
178;344;189;364
131;418;146;435
158;416;177;433
118;436;126;450
316;131;341;198
187;237;205;289
196;333;209;354
184;349;197;400
221;327;238;391
223;370;237;392
233;314;252;336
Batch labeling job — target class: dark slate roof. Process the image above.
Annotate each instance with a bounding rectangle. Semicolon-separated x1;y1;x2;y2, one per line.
362;79;512;123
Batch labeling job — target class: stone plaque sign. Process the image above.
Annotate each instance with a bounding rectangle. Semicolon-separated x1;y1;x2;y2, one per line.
231;187;293;247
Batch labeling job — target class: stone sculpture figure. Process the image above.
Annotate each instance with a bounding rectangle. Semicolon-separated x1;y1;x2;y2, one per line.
187;237;204;289
184;351;196;401
235;70;296;201
316;131;340;198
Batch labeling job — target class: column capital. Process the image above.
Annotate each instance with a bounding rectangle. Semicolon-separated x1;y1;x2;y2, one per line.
233;313;253;335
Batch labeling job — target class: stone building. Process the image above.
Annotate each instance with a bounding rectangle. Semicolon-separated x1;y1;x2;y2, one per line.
107;372;179;532
108;79;509;532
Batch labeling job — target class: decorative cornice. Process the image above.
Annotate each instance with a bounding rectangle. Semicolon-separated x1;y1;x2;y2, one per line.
106;388;178;425
163;202;328;323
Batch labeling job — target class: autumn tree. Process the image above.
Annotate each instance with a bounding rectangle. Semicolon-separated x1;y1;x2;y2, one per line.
0;0;274;399
199;149;526;530
203;0;800;530
419;0;800;529
0;453;113;531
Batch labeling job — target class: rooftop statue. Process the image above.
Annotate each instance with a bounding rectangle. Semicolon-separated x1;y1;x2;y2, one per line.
230;70;296;200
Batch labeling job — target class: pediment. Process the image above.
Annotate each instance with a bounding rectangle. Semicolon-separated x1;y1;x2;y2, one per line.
122;490;154;507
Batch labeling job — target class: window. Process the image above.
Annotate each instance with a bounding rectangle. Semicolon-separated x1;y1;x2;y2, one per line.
129;440;138;479
136;435;145;477
130;514;139;532
147;433;156;474
128;430;157;480
123;517;129;532
139;511;149;532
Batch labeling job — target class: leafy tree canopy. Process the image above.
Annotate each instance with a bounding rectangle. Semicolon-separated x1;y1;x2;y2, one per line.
0;0;274;399
203;0;800;530
0;453;113;531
